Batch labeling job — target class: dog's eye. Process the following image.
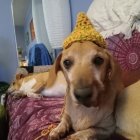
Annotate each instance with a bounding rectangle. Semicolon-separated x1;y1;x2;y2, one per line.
93;56;104;66
63;59;73;69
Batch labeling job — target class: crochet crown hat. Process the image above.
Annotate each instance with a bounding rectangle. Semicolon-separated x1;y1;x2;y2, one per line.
63;12;107;49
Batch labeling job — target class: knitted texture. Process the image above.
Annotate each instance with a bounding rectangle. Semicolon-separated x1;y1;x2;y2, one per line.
63;12;107;49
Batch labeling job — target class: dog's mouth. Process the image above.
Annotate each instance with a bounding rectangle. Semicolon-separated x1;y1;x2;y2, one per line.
80;101;92;108
76;99;98;108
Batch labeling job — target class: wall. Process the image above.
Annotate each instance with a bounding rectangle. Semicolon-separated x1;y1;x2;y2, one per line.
0;0;18;83
24;0;36;58
69;0;93;29
24;0;32;43
15;26;25;57
15;26;24;49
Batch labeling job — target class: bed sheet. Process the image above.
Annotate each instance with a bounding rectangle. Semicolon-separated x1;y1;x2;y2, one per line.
6;95;64;140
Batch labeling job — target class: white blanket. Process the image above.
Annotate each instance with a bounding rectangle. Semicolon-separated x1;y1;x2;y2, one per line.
87;0;140;39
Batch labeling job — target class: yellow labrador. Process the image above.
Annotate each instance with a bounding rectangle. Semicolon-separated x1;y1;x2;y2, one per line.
49;41;123;140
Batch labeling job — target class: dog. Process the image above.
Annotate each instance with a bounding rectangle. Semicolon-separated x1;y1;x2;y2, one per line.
48;41;123;140
8;64;67;98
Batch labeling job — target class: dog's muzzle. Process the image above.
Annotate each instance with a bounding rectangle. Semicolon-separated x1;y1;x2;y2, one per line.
74;87;92;107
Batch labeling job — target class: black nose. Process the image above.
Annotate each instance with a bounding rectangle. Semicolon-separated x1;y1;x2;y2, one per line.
74;88;92;102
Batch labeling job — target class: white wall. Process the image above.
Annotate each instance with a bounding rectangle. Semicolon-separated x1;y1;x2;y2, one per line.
15;26;25;57
0;0;18;83
15;26;24;49
69;0;93;28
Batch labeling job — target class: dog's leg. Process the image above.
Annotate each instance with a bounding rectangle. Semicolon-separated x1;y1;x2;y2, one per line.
9;89;42;99
49;114;71;140
26;92;42;98
67;127;114;140
10;90;27;98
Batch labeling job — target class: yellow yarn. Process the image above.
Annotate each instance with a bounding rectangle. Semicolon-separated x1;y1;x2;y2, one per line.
63;12;107;49
34;124;56;140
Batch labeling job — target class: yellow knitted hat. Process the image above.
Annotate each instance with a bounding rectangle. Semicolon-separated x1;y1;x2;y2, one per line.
63;12;107;49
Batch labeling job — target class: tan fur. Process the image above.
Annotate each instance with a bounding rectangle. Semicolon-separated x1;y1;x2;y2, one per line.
8;72;48;97
49;41;124;140
8;66;66;97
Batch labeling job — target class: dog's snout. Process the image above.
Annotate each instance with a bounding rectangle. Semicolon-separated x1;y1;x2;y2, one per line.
74;88;92;101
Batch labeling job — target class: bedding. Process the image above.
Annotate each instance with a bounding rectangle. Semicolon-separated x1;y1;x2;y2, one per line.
87;0;140;39
6;95;64;140
6;94;128;140
106;30;140;87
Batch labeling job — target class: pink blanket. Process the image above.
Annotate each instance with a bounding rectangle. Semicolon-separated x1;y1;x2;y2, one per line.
6;95;128;140
6;95;64;140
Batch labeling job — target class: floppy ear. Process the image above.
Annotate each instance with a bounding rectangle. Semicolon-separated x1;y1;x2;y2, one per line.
107;55;116;81
46;53;62;87
105;51;118;80
16;73;25;80
105;50;124;92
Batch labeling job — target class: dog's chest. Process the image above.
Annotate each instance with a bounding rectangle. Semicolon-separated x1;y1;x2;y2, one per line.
69;105;99;131
19;78;36;92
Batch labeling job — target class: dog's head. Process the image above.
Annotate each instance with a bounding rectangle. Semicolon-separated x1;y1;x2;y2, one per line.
51;41;123;107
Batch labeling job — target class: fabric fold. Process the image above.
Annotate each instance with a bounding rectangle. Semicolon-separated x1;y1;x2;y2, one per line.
87;0;140;39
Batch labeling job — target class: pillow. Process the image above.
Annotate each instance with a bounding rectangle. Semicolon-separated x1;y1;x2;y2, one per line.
106;30;140;87
116;80;140;140
6;95;64;140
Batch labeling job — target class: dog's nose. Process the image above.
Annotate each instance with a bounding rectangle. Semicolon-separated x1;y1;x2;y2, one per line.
74;88;92;102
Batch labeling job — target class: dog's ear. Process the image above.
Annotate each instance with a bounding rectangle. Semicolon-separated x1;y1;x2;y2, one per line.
107;55;116;81
106;51;121;81
47;53;62;87
16;73;25;80
105;50;124;92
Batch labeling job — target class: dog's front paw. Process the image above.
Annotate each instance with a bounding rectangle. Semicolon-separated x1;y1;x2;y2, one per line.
10;90;26;99
67;134;81;140
67;132;94;140
48;129;59;140
67;135;80;140
48;127;66;140
26;92;42;98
